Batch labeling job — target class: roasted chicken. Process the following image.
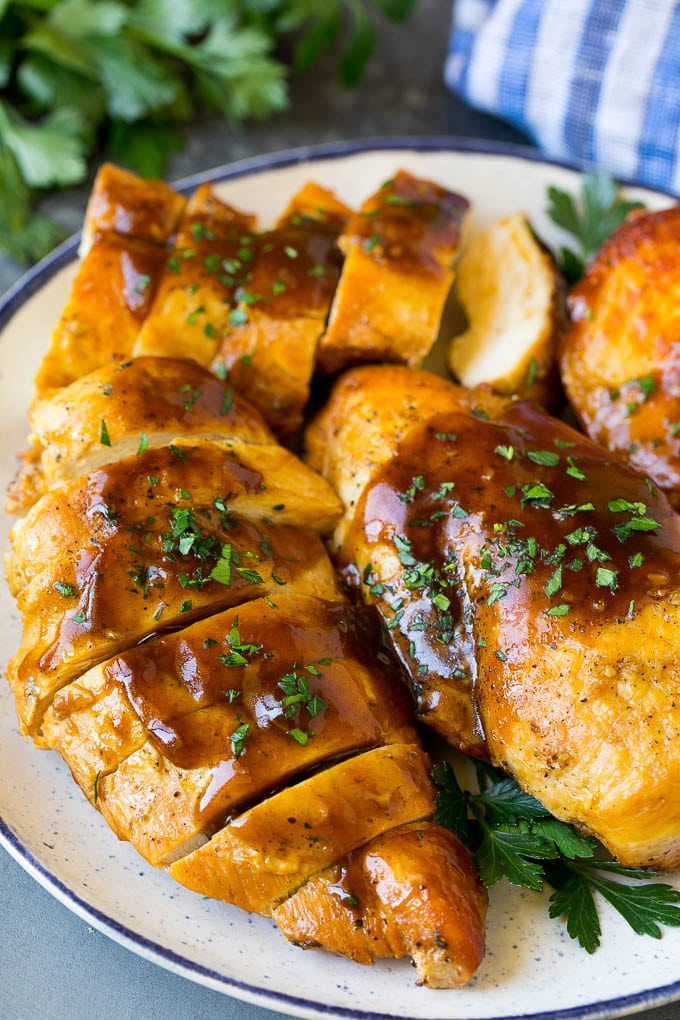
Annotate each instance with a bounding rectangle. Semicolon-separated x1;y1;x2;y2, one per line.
317;170;469;374
5;346;487;986
34;165;185;401
449;212;564;410
306;365;680;869
560;204;680;506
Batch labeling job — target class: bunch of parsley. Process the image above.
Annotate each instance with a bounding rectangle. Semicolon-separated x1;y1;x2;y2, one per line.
0;0;416;262
433;759;680;953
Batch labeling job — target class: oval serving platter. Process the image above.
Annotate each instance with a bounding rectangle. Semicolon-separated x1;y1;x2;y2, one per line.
1;139;679;1020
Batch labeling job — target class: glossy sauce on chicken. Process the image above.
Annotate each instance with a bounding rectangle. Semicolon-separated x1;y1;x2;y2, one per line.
341;399;680;761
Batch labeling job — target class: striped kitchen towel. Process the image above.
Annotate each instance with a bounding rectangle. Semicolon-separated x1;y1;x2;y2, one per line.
445;0;680;194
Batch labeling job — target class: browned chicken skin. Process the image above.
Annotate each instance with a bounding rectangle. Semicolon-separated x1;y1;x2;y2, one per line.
43;595;418;865
560;205;680;506
307;365;680;869
274;820;487;988
317;170;469;374
6;334;486;985
14;161;680;991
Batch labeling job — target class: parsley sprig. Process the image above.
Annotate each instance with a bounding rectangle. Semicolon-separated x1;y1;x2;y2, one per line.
0;0;417;262
433;759;680;953
546;170;644;282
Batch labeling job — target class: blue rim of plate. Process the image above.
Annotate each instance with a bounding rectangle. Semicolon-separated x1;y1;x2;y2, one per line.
1;136;679;1020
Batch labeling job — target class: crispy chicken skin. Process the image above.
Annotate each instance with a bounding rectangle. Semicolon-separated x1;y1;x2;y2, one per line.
560;204;680;506
42;596;417;865
316;170;468;374
79;162;186;256
307;365;680;868
209;183;352;437
168;744;435;912
274;821;487;989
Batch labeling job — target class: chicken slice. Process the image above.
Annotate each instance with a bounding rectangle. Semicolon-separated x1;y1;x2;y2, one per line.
316;170;469;375
168;743;435;913
79;162;186;256
134;184;258;364
560;204;680;506
8;360;341;523
33;233;168;400
307;364;680;868
449;212;563;410
42;596;417;865
7;450;341;736
276;182;353;231
8;439;341;596
7;357;274;514
209;184;351;437
274;820;487;989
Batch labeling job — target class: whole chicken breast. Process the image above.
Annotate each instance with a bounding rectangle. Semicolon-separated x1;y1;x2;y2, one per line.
307;365;680;869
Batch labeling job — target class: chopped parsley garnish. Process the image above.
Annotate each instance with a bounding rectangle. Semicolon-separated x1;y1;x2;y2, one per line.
99;419;111;447
595;566;618;592
526;450;559;467
398;474;425;503
521;482;554;509
229;308;248;327
495;444;514;461
53;581;76;598
230;722;250;758
546;603;570;617
278;671;327;720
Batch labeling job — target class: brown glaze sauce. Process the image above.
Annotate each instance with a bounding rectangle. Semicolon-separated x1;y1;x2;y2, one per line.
344;169;469;277
88;233;167;319
100;598;413;822
342;402;680;744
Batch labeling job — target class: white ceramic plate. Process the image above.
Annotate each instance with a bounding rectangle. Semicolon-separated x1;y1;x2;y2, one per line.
1;140;679;1020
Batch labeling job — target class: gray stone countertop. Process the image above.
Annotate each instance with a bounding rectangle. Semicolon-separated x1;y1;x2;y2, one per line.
1;3;679;1018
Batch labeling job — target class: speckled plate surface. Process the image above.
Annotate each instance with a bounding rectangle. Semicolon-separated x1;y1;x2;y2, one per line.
1;140;679;1020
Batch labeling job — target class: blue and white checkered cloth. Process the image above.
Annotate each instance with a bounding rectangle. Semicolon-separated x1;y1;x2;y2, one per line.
445;0;680;194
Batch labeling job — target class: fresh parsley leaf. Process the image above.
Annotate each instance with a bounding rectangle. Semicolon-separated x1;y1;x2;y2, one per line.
547;864;602;954
476;821;556;890
546;171;644;282
432;761;470;842
433;763;680;954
